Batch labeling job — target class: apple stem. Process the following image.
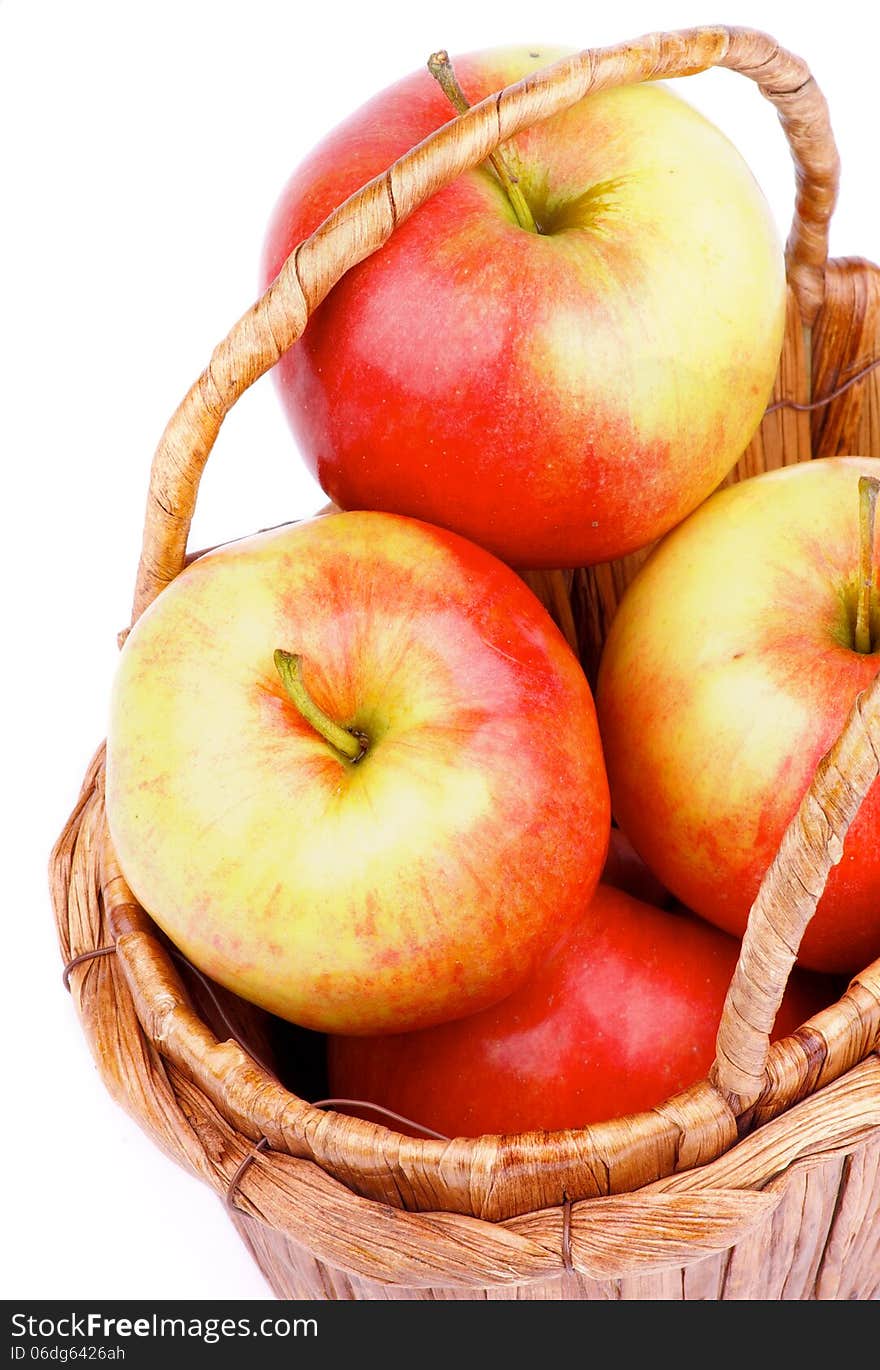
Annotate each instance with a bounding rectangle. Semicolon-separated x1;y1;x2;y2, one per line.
274;649;366;762
855;476;879;654
427;50;540;234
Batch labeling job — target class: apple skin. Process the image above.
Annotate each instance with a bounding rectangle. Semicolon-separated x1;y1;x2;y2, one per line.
262;47;785;569
596;457;880;975
106;511;611;1035
327;884;833;1136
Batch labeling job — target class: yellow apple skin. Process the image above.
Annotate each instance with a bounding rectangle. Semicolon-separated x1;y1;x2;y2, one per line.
596;458;880;974
106;512;610;1033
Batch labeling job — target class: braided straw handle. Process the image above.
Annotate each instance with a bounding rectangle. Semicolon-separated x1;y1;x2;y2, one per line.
124;27;865;1111
131;25;839;620
713;677;880;1104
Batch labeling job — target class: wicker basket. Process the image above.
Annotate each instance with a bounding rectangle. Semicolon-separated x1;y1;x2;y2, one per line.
50;25;880;1301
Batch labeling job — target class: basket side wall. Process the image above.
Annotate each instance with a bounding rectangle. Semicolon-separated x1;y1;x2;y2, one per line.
233;1134;880;1300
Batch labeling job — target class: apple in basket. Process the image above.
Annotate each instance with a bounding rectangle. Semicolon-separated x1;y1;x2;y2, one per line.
596;457;880;974
105;511;611;1034
262;46;786;568
327;883;832;1136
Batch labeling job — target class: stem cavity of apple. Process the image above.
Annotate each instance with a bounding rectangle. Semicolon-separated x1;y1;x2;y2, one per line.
855;475;879;654
274;649;367;762
427;50;541;234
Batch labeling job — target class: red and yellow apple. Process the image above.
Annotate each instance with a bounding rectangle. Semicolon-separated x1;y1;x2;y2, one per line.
328;883;832;1136
596;458;880;974
262;47;786;568
106;511;610;1034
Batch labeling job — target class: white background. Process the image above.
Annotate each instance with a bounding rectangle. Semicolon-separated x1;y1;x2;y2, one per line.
4;0;880;1302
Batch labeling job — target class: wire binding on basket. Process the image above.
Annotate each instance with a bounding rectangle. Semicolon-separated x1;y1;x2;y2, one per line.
561;1196;574;1275
62;945;116;992
311;1099;451;1141
765;354;880;414
226;1137;271;1214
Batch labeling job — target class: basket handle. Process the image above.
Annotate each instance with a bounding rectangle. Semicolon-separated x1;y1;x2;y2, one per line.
712;676;880;1107
130;24;839;622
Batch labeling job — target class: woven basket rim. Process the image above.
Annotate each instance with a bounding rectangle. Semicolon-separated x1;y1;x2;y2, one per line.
52;745;880;1283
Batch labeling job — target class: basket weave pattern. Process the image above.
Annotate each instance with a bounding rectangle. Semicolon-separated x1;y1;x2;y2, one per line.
51;27;880;1299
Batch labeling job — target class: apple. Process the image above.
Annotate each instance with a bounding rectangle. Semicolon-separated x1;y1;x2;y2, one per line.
327;883;833;1136
596;457;880;974
106;510;611;1035
262;46;786;569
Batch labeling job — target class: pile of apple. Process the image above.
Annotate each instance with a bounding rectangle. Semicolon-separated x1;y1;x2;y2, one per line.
106;49;880;1139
